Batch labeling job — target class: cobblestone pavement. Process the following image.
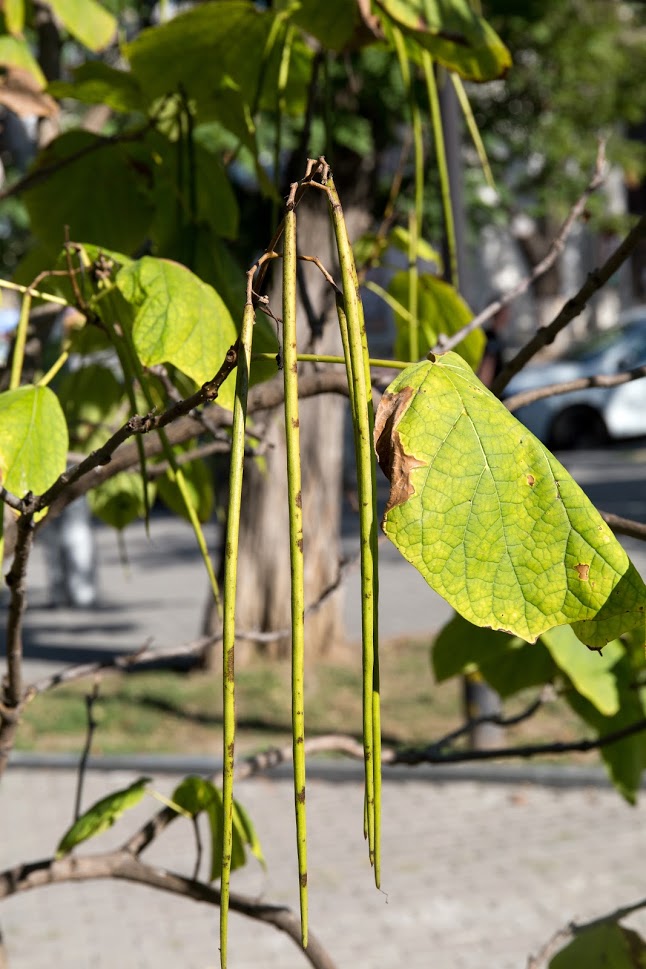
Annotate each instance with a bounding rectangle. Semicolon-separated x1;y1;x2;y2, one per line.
2;766;646;969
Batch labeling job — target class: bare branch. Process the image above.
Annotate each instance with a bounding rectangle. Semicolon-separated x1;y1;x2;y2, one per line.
493;211;646;395
0;852;338;969
434;141;607;356
599;511;646;542
391;716;646;766
505;365;646;412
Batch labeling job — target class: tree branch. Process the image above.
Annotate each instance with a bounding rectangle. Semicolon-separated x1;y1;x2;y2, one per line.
0;851;338;969
493;211;646;395
599;511;646;542
433;141;607;356
504;365;646;412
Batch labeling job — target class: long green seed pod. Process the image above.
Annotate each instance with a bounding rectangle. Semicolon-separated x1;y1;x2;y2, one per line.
423;52;459;288
392;26;423;361
220;299;255;969
283;203;308;947
326;175;380;882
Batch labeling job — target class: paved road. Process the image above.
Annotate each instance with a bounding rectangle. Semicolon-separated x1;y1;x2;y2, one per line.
3;766;646;969
2;446;646;967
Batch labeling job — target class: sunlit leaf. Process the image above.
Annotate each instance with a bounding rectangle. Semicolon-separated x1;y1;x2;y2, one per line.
115;257;237;408
376;0;511;82
0;385;68;497
541;626;623;716
48;0;116;52
56;778;150;857
388;272;484;369
375;352;646;649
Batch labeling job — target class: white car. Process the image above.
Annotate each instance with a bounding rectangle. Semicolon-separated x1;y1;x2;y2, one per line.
502;308;646;449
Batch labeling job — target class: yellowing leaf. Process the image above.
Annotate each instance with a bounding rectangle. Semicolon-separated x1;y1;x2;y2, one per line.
116;257;237;409
541;626;623;716
0;385;68;497
388;272;484;370
375;352;646;649
48;0;116;52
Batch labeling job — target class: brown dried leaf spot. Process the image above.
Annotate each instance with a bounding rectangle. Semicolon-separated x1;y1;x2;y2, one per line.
575;563;590;581
526;474;535;487
374;387;426;516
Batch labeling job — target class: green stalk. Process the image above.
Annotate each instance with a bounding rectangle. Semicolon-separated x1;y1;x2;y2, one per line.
326;176;380;883
252;350;412;369
451;72;495;190
0;279;67;306
220;299;255;969
283;205;308;947
423;52;459;288
9;290;32;390
38;351;70;387
392;26;423;361
272;25;294;230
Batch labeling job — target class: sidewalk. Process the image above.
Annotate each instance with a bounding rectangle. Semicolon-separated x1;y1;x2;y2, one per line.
2;765;646;969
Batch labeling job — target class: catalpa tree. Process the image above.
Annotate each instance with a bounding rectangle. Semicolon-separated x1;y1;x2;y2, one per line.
1;2;646;969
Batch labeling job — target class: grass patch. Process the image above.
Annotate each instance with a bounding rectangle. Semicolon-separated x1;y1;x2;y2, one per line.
17;636;586;759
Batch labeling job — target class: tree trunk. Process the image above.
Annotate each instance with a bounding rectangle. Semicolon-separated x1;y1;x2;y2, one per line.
203;163;372;663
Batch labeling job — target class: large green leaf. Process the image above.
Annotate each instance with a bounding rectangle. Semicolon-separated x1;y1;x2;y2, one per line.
23;131;155;258
375;352;646;648
0;385;68;497
541;626;623;716
115;257;237;408
432;612;555;698
388;271;484;369
56;778;150;857
48;62;145;114
126;2;272;115
550;923;646;969
377;0;511;82
48;0;116;52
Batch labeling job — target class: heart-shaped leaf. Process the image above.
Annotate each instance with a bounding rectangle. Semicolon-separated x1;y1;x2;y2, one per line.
375;352;646;648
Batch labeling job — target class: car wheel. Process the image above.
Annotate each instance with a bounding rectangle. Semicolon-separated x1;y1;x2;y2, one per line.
548;406;609;450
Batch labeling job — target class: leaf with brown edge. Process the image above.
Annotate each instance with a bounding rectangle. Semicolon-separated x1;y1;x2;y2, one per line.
375;352;646;649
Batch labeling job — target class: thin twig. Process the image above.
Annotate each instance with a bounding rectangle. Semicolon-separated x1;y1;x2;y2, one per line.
494;210;646;395
504;364;646;412
434;141;607;357
73;680;101;821
392;716;646;766
0;852;338;969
